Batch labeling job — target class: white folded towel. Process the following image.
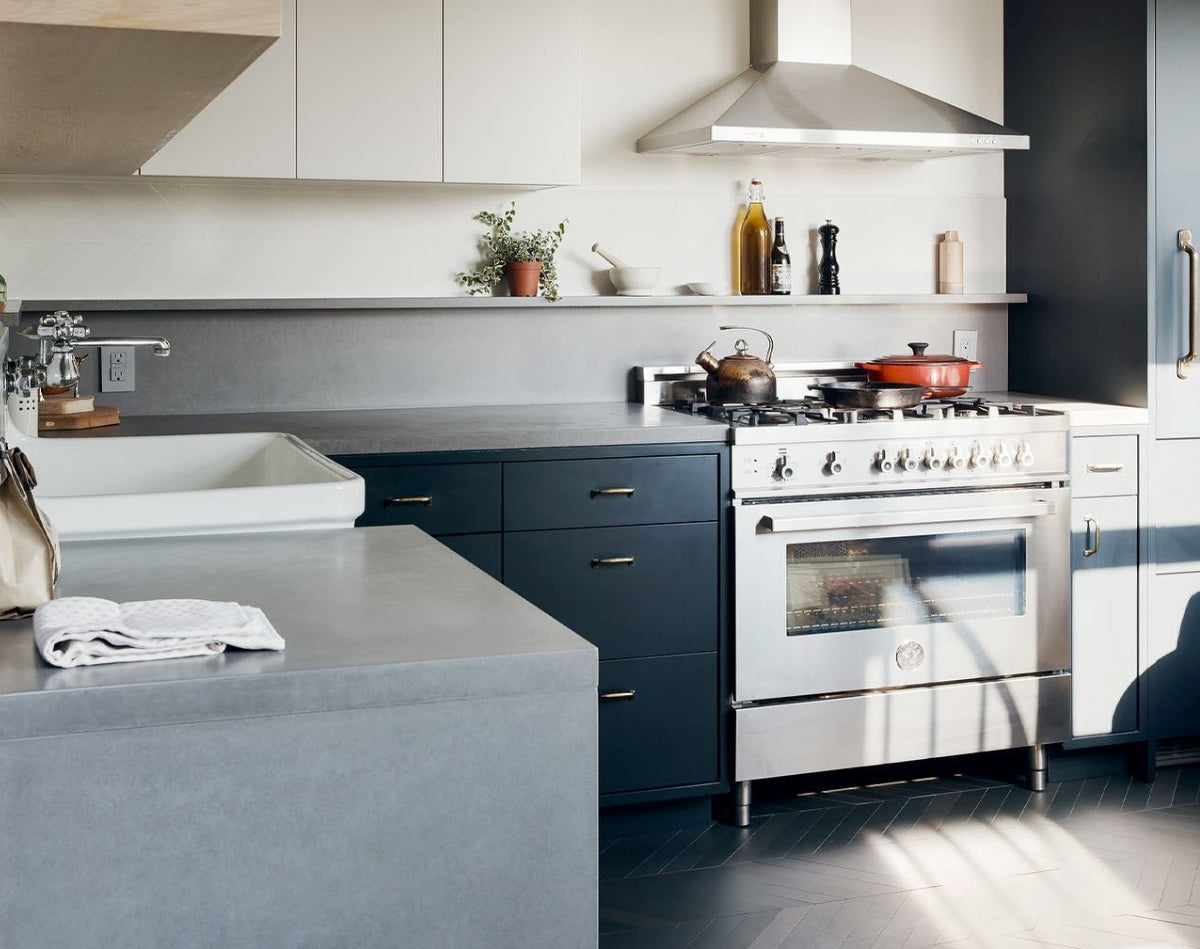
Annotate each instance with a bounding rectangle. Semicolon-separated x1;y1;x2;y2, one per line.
33;596;285;668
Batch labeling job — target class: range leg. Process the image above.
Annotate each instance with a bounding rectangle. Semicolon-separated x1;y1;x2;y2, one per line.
1028;743;1048;791
732;781;751;827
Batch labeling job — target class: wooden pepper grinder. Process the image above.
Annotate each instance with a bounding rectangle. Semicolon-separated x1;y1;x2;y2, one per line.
818;219;840;295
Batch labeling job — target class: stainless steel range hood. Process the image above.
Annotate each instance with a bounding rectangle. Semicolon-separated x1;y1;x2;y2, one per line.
637;0;1028;160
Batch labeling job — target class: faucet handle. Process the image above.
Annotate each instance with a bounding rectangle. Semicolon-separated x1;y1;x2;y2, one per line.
37;310;89;342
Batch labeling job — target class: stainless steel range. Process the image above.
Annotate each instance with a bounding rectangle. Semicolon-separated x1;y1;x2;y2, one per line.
637;362;1072;826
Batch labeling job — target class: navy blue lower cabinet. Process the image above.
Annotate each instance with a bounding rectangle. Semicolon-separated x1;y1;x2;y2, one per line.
436;533;502;581
354;462;501;534
503;523;718;659
598;653;719;795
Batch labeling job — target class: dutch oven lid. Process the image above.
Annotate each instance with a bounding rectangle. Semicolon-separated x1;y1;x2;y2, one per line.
866;342;975;366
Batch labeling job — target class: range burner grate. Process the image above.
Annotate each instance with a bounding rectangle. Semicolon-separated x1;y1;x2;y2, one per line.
675;395;1057;426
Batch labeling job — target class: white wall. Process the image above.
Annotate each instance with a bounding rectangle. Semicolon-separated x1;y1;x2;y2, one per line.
0;0;1008;300
0;0;1014;412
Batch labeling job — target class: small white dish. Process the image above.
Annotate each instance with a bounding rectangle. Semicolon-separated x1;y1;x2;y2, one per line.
688;282;731;296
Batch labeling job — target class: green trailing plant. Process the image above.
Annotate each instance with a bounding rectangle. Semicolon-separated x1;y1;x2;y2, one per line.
457;202;568;301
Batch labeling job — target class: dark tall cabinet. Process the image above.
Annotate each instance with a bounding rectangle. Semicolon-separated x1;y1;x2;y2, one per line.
1006;0;1200;756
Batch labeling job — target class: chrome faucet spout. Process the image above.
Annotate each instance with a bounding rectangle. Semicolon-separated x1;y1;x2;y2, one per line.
75;336;171;357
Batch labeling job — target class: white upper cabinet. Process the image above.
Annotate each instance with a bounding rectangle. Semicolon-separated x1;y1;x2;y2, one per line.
296;0;442;182
138;0;580;186
442;0;581;186
142;0;297;178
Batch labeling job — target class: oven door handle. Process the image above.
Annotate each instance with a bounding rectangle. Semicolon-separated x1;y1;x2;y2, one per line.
760;501;1058;534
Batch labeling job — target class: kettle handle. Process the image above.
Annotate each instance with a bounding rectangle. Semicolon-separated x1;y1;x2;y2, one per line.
719;325;774;366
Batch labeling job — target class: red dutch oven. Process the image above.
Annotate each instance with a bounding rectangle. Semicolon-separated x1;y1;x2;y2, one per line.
856;342;983;398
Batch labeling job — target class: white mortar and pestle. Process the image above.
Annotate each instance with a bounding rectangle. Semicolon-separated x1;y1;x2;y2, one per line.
591;244;661;295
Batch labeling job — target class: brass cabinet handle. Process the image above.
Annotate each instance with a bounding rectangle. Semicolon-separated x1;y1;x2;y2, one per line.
1086;463;1125;474
600;690;636;701
383;495;432;507
1180;229;1198;378
591;556;635;568
590;487;635;498
1083;516;1101;557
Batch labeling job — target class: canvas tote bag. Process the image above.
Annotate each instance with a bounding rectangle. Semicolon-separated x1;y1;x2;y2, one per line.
0;442;60;619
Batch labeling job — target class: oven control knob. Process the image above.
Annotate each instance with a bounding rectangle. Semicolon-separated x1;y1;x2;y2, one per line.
897;449;918;472
923;449;944;471
969;443;989;468
774;454;795;481
1016;441;1035;468
825;451;843;475
875;450;895;473
994;442;1014;468
947;448;967;470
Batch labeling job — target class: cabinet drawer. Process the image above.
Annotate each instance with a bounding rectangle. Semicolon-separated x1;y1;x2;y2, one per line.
355;463;501;533
504;455;718;530
598;653;719;795
1070;436;1138;497
504;523;718;659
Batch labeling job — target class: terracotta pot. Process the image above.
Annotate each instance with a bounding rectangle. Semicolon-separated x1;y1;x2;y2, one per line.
856;342;983;398
506;260;543;297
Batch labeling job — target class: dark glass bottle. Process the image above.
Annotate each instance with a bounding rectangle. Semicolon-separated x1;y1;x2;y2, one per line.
739;179;771;295
770;217;791;295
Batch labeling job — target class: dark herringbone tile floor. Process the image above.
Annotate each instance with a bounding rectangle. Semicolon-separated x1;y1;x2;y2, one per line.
600;765;1200;948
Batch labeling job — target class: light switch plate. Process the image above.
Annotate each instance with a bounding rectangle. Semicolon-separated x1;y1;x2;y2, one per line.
100;345;135;392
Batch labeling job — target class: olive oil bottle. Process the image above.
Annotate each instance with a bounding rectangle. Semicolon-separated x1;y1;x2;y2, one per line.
739;179;771;295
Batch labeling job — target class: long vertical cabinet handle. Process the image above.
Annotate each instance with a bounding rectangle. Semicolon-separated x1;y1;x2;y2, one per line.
1083;516;1101;557
1179;229;1198;378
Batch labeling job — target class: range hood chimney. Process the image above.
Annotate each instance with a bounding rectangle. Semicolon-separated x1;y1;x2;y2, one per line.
637;0;1028;160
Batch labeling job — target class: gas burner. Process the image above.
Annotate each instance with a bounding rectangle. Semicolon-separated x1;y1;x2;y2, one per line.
673;394;1058;426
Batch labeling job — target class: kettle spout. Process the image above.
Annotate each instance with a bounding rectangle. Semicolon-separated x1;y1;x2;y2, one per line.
696;342;721;374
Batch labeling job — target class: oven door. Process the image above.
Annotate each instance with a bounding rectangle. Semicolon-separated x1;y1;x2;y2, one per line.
733;485;1070;703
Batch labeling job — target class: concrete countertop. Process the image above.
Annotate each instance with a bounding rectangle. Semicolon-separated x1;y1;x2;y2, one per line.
0;526;596;742
54;402;729;454
977;392;1150;428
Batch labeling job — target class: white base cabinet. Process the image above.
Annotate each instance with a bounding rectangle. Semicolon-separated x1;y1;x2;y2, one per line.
1068;433;1142;740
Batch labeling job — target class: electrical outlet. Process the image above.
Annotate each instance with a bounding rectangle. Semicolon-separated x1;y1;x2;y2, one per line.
952;330;978;363
100;346;135;392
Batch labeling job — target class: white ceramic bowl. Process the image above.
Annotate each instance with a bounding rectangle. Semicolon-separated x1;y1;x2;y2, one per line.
688;281;730;296
610;266;661;294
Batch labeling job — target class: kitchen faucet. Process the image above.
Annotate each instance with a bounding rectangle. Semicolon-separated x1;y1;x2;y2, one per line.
2;311;171;439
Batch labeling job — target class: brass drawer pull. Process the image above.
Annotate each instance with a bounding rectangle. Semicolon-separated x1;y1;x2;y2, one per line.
590;487;635;498
1086;463;1125;474
591;556;635;568
1083;516;1101;557
383;495;433;507
600;690;636;701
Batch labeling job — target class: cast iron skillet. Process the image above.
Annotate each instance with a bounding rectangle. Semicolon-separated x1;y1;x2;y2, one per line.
808;381;926;410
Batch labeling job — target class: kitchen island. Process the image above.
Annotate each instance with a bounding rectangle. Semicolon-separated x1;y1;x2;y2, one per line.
0;526;598;948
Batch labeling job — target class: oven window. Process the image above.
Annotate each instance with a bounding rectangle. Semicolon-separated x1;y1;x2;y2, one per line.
785;530;1027;635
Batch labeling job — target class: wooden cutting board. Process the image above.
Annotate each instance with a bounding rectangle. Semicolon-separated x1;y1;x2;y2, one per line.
39;394;95;416
39;405;120;431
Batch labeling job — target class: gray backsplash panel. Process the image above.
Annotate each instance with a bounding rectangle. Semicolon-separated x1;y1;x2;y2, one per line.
7;304;1009;415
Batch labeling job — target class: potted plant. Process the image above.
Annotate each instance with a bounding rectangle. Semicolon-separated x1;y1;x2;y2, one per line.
457;202;567;301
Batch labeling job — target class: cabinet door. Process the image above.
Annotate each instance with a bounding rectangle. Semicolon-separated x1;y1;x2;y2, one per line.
140;0;297;178
1155;0;1200;437
598;654;719;795
1149;572;1200;741
442;0;580;185
296;0;442;181
1071;495;1139;737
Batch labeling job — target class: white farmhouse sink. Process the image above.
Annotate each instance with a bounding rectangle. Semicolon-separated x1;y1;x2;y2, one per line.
19;431;365;542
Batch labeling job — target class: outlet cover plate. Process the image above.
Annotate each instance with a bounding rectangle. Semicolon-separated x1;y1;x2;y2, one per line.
952;330;978;363
100;346;135;392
